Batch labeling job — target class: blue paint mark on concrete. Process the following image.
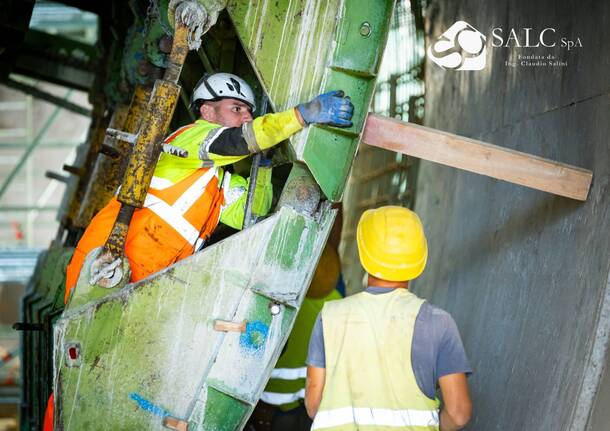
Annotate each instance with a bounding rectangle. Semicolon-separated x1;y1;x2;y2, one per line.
129;392;169;418
239;320;269;352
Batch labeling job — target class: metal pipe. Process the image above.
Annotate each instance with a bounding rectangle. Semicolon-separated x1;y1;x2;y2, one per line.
75;86;151;228
105;128;137;144
104;205;135;257
243;153;262;229
3;78;91;117
164;24;189;83
0;206;59;212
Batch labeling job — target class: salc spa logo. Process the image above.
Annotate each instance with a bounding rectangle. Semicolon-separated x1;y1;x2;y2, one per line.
428;20;583;71
428;21;487;70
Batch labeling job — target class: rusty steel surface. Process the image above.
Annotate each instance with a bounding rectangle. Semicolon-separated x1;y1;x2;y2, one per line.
73;103;130;228
165;24;190;83
116;80;181;208
61;108;111;230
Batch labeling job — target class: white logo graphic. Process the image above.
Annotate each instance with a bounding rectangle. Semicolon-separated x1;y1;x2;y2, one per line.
428;21;487;70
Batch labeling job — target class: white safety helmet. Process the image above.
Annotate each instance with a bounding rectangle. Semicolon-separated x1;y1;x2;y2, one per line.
191;72;256;112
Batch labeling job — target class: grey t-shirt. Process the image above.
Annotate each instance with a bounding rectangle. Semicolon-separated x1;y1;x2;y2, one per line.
306;286;472;400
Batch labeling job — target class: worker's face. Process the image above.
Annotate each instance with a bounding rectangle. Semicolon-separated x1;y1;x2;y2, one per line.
199;99;253;127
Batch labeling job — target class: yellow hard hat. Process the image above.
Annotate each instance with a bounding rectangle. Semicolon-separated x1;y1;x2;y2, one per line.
356;206;427;281
307;243;341;298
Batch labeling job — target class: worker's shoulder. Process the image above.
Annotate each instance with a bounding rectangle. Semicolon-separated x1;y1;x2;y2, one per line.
165;120;220;141
417;302;459;336
419;302;452;319
320;292;359;313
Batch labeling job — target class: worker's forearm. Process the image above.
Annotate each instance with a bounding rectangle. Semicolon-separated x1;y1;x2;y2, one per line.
305;365;326;419
304;394;321;419
438;373;472;431
440;408;470;431
242;108;303;152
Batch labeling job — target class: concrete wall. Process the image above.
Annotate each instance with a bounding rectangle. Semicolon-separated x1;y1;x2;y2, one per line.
412;1;610;430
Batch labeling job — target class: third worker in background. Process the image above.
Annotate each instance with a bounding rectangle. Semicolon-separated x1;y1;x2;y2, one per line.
305;206;473;431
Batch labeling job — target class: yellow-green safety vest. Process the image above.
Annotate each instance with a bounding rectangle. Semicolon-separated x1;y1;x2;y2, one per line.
312;289;440;430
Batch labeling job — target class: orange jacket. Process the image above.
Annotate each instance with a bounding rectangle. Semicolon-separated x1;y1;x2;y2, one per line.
64;166;224;303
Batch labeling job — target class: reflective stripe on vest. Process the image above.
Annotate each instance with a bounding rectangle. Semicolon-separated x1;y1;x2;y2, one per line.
164;123;197;144
149;176;174;190
143;167;218;244
262;367;307;406
269;367;307;380
312;407;439;430
260;388;305;405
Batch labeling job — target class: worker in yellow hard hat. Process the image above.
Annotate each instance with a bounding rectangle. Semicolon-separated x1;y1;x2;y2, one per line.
304;206;473;431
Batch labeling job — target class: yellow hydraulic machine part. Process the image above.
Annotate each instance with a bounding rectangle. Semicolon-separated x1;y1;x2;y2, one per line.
71;104;129;229
61;105;109;231
89;16;192;288
74;85;153;228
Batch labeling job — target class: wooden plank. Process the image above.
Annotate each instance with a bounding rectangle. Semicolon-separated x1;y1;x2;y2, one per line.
163;416;189;431
361;114;593;201
213;319;246;333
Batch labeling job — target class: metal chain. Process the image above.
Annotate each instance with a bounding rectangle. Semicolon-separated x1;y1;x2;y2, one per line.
142;0;154;37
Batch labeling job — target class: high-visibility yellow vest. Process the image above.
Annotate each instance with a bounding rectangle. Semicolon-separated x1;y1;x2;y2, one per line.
312;289;440;430
262;290;342;410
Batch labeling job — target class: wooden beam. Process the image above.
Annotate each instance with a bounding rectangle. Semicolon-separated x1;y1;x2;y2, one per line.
362;114;593;201
213;319;246;333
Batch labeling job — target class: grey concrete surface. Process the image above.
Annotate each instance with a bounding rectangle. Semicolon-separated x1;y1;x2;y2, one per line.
585;272;610;431
413;1;610;430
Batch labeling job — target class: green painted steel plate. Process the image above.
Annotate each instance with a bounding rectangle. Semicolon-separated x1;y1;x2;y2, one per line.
226;0;394;201
57;206;334;430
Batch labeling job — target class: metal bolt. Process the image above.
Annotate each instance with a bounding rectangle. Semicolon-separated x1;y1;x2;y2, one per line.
269;302;281;316
65;342;82;367
360;22;371;38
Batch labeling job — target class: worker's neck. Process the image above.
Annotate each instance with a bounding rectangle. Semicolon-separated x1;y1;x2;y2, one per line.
367;275;409;289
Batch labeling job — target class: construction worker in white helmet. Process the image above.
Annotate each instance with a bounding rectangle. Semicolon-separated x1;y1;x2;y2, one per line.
62;72;355;302
304;206;473;431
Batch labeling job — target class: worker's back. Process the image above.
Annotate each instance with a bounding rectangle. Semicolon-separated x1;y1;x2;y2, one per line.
313;288;440;430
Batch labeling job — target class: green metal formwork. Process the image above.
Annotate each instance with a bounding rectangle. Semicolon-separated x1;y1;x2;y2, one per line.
54;1;394;429
56;206;335;430
227;0;394;202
